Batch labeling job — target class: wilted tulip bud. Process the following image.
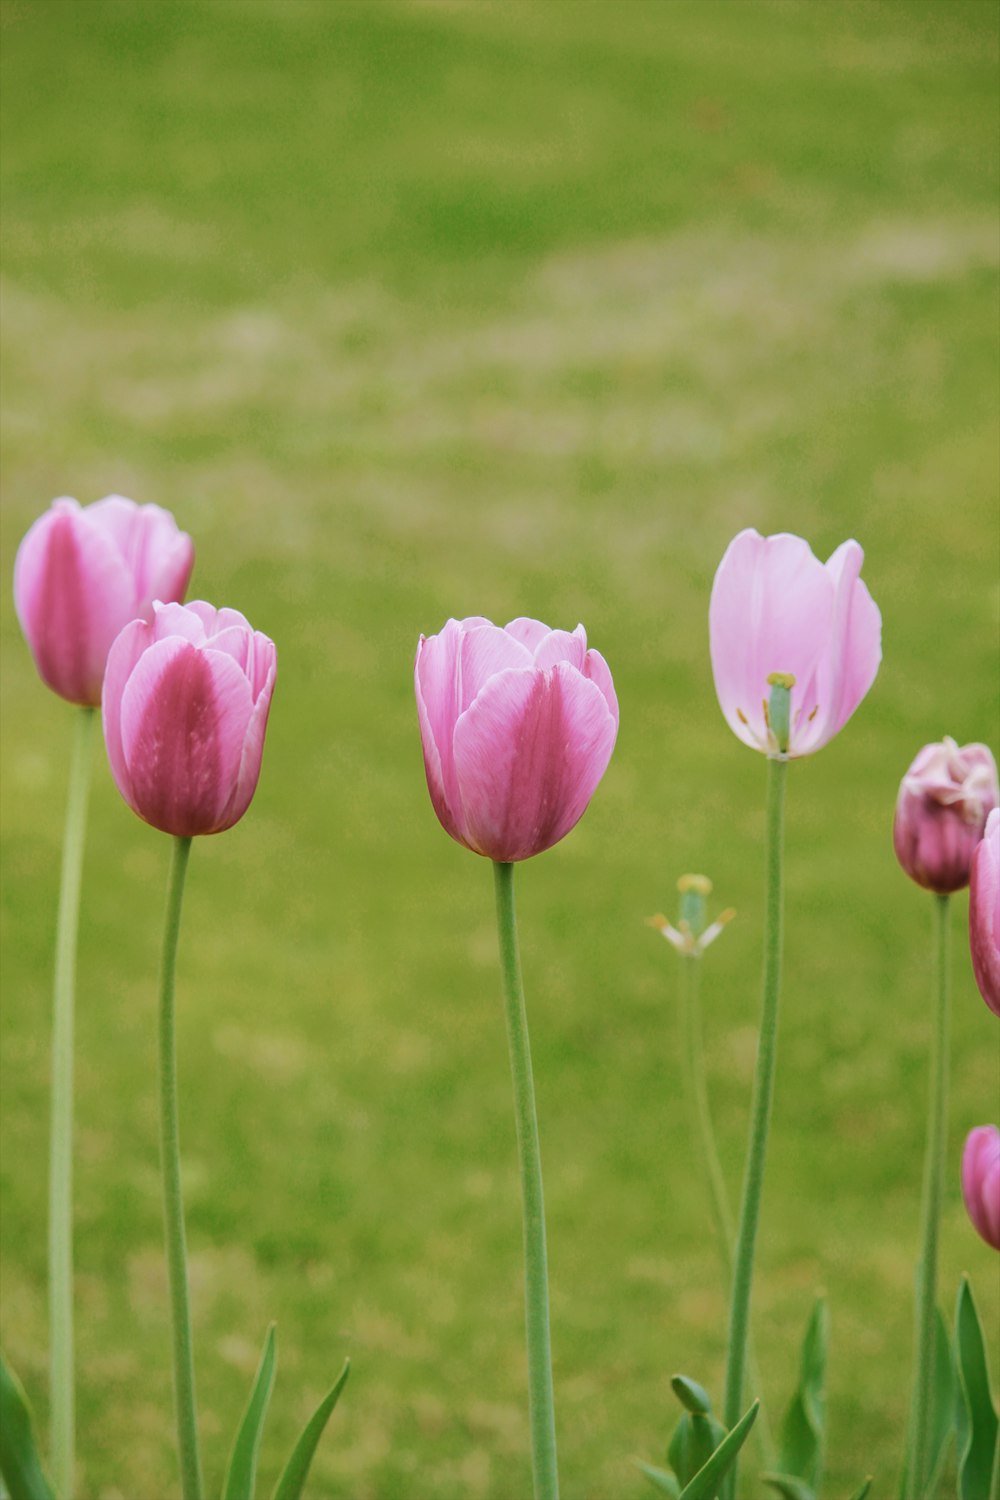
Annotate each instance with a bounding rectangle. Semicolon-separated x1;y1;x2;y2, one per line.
14;495;194;706
969;809;1000;1016
709;529;881;757
961;1125;1000;1251
102;601;276;837
414;616;618;862
892;739;999;894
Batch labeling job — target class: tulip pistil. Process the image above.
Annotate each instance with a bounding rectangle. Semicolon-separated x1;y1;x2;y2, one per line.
765;672;795;757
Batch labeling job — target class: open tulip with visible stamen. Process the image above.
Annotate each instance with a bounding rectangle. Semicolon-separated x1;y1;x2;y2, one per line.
102;601;276;838
415;616;618;863
709;528;881;757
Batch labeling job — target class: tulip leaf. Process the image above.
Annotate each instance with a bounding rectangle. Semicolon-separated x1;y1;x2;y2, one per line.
0;1353;56;1500
671;1376;714;1417
668;1381;726;1486
270;1358;350;1500
634;1459;682;1497
677;1400;760;1500
955;1277;999;1500
845;1481;872;1500
776;1295;828;1491
926;1303;955;1496
761;1476;815;1500
222;1324;277;1500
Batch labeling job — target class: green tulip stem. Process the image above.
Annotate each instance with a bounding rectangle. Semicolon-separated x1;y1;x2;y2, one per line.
905;891;950;1500
492;860;559;1500
158;835;203;1500
48;705;96;1499
722;749;787;1497
680;952;775;1471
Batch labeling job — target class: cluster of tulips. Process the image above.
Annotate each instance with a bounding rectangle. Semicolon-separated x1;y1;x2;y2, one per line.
1;497;997;1500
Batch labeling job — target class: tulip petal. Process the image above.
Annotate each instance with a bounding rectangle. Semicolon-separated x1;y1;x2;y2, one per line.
102;617;154;805
88;496;194;612
709;529;835;753
504;617;551;651
583;647;619;722
457;624;534;713
797;540;881;753
151;600;209;644
533;627;587;671
453;662;617;861
970;810;1000;1015
219;652;277;831
119;638;253;836
14;500;135;705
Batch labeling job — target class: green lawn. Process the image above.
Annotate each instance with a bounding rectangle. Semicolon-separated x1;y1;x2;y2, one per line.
1;1;998;1496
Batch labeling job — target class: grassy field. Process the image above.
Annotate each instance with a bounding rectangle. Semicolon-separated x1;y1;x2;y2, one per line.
1;1;998;1496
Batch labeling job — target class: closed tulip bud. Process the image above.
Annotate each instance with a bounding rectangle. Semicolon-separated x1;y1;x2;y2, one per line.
709;528;881;757
14;495;194;706
892;738;998;894
414;615;618;863
102;601;276;837
961;1125;1000;1251
969;809;1000;1015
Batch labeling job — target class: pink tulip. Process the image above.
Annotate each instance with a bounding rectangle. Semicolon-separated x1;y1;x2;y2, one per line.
892;739;998;895
415;616;618;862
961;1125;1000;1251
969;808;1000;1015
14;495;194;707
102;601;276;838
709;529;881;756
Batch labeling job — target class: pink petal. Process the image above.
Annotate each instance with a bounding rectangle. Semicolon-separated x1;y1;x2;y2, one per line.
415;638;467;847
414;621;468;833
217;651;277;831
709;530;835;754
798;541;882;753
453;662;617;861
970;809;1000;1016
87;496;193;611
150;600;209;644
457;624;534;713
504;617;551;651
583;648;619;723
533;627;587;671
101;617;154;805
119;638;253;836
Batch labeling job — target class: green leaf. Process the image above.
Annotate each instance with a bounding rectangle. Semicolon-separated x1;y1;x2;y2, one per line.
678;1400;760;1500
955;1278;999;1500
222;1324;278;1500
761;1475;815;1500
925;1303;955;1495
845;1481;872;1500
0;1353;56;1500
667;1375;725;1486
634;1459;681;1497
271;1358;350;1500
671;1376;714;1417
777;1295;828;1491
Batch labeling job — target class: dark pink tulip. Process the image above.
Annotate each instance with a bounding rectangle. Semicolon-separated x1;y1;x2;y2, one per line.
709;528;881;756
961;1125;1000;1251
13;495;194;707
969;809;1000;1015
102;601;276;838
892;739;998;894
415;616;619;862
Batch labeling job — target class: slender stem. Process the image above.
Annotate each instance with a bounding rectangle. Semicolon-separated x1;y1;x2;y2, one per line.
492;860;559;1500
680;955;775;1471
905;892;950;1500
48;706;96;1499
158;835;203;1500
722;753;787;1496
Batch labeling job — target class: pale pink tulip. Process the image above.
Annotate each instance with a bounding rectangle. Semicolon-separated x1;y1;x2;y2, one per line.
969;808;1000;1015
14;495;194;706
102;601;276;838
961;1125;1000;1251
415;616;618;862
709;529;881;756
892;739;998;895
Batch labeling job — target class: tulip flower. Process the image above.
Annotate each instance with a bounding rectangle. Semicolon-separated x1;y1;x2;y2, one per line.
14;495;194;707
414;615;618;862
961;1126;1000;1252
969;809;1000;1016
103;601;276;838
709;528;881;757
892;738;998;895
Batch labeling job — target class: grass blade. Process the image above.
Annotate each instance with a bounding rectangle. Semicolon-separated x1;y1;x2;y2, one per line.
271;1358;350;1500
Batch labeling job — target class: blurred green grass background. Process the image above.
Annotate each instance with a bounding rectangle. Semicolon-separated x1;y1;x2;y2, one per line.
1;1;997;1495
